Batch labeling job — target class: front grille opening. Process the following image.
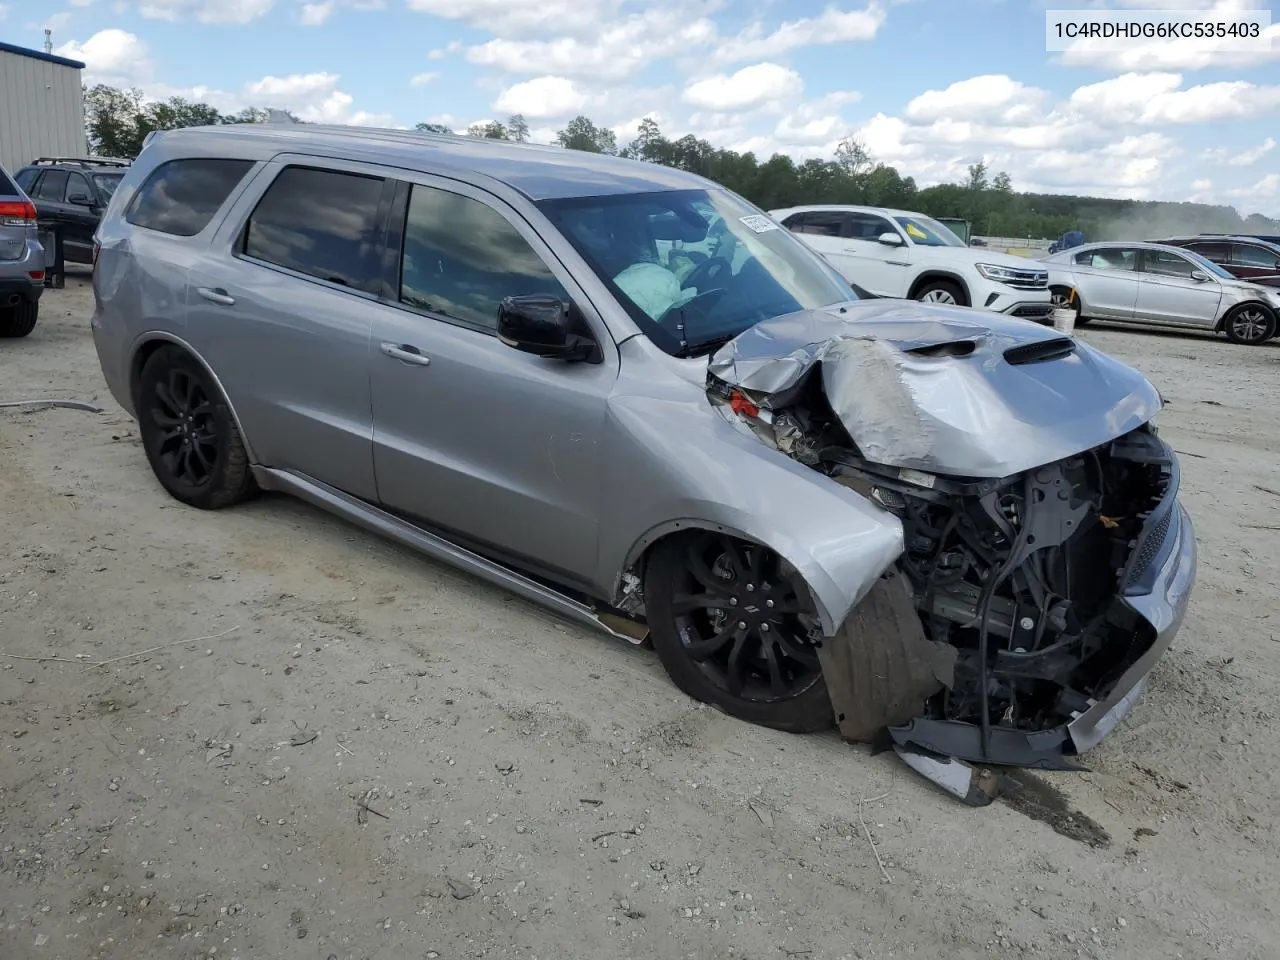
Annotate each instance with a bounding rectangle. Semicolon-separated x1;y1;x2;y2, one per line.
1004;338;1076;365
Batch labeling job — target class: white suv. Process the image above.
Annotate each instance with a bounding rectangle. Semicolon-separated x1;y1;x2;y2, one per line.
769;204;1053;321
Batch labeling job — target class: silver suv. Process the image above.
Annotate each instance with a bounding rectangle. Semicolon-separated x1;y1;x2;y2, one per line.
0;164;44;338
91;125;1195;772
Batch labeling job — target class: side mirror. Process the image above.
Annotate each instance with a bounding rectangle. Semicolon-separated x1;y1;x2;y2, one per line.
67;193;94;206
497;294;600;363
877;232;905;246
1190;270;1210;282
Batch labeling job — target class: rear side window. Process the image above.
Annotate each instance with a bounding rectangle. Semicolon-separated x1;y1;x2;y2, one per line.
13;169;37;192
1187;241;1229;262
242;166;385;293
33;171;68;201
0;169;18;194
126;158;254;237
1232;243;1279;269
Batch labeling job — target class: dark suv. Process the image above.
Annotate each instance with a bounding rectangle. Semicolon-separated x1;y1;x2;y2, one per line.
1;163;44;338
1150;234;1280;289
13;157;131;265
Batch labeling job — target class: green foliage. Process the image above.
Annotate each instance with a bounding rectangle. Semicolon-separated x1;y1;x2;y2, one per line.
555;116;617;154
82;84;285;158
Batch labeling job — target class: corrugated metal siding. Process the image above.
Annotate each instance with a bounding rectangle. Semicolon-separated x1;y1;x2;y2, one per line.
0;52;87;174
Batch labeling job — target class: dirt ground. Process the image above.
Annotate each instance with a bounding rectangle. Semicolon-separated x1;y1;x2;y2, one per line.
2;276;1278;960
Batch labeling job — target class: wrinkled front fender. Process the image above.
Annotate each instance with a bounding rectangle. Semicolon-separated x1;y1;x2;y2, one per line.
595;345;904;636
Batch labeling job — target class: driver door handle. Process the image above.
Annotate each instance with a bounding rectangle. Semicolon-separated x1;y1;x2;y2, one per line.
196;286;236;306
380;342;431;367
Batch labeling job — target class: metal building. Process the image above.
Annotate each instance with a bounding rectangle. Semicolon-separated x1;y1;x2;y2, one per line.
0;40;87;174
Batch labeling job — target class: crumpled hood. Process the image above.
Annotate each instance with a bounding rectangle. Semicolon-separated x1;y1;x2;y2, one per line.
707;299;1164;478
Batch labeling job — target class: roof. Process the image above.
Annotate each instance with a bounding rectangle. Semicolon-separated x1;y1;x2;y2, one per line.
0;41;85;70
1156;234;1280;248
156;123;714;201
769;204;926;219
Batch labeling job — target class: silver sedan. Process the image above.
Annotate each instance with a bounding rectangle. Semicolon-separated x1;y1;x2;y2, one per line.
1041;241;1279;345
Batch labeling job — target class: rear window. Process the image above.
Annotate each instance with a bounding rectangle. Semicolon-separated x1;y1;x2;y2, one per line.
13;168;37;192
240;166;386;293
0;169;17;195
126;158;254;237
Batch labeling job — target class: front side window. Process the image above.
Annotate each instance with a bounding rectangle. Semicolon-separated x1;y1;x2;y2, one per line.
1231;243;1280;269
894;214;965;247
540;188;857;356
398;184;567;331
128;158;254;237
1143;249;1195;278
63;172;91;203
846;212;896;241
243;166;385;293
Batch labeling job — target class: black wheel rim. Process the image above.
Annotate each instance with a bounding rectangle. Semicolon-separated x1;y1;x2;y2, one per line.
1231;308;1270;342
149;368;218;486
670;533;823;703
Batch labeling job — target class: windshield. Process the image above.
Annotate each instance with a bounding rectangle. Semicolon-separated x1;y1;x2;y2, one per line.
539;188;858;356
894;214;966;248
1180;248;1235;280
94;174;123;201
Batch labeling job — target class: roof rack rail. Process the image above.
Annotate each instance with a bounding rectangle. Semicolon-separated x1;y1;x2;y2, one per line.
31;156;133;168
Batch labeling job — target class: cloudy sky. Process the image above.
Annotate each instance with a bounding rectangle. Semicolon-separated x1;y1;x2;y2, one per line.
4;0;1279;216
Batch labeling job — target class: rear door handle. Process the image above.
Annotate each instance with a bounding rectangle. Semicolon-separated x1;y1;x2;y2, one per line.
196;286;235;306
380;342;431;367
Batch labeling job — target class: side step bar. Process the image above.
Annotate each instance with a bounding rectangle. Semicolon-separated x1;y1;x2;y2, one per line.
253;467;648;646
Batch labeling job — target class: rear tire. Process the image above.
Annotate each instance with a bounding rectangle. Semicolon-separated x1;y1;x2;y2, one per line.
644;532;834;734
0;299;38;338
1222;303;1276;345
136;346;257;510
914;279;966;307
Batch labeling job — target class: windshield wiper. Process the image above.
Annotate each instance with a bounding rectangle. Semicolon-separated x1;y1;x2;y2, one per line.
673;333;736;358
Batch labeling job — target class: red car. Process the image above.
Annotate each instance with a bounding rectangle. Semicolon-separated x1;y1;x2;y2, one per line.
1150;235;1280;288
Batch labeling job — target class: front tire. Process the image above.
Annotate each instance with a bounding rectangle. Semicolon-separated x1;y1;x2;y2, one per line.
1222;303;1276;345
0;299;38;338
136;346;257;509
1049;286;1091;327
913;279;966;307
644;532;834;733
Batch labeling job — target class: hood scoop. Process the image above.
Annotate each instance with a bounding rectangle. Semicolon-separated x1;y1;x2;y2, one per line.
1004;337;1075;366
905;340;978;359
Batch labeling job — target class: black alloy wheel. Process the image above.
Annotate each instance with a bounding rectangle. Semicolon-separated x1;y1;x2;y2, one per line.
1222;303;1276;345
645;532;834;732
137;346;256;509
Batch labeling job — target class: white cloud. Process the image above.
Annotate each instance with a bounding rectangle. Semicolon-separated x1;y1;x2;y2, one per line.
407;0;611;33
684;62;803;112
55;28;153;84
493;76;588;119
466;8;716;81
137;0;275;22
1227;173;1280;198
1069;72;1280;125
40;10;74;32
409;71;438;87
905;75;1049;125
1202;136;1276;167
1191;178;1213;190
712;3;885;63
298;0;333;23
147;72;392;126
0;4;9;20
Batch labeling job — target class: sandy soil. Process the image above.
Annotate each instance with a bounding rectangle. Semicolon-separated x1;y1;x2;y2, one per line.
2;277;1278;960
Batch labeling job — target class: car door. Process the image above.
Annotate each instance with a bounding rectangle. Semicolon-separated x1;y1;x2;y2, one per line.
59;171;99;262
781;211;850;274
367;177;614;588
1069;247;1139;319
185;156;392;502
30;169;69;240
1135;249;1223;326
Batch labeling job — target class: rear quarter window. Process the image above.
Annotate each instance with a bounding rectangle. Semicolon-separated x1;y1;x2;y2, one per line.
126;158;255;237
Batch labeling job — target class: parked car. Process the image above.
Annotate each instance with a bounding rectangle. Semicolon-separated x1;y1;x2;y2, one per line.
0;163;44;338
13;157;130;265
1041;241;1279;345
1149;234;1280;289
91;125;1195;775
768;203;1054;321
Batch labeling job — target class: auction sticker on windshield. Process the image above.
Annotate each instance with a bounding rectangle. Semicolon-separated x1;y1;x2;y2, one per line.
739;215;780;233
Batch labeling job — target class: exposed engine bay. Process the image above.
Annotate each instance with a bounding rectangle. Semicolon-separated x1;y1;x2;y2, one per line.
704;303;1184;770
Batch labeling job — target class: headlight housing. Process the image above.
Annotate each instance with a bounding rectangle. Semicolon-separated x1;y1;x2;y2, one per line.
975;262;1021;283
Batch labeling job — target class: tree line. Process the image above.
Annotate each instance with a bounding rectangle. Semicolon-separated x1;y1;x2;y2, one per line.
84;83;1279;241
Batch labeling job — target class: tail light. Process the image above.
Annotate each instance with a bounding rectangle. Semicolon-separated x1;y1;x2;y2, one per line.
0;199;37;226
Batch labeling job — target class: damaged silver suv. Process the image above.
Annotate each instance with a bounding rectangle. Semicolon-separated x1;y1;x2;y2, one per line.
92;125;1196;785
